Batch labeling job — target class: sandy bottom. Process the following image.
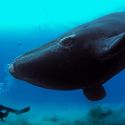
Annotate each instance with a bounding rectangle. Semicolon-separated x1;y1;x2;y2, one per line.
0;103;125;125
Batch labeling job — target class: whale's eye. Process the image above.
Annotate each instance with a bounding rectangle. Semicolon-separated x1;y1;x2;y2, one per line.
59;35;76;47
61;38;73;46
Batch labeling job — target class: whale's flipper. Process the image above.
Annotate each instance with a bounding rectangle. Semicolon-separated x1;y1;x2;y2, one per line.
83;86;106;101
94;32;125;60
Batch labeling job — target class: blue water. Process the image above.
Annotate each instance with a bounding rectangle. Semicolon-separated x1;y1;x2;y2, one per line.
1;0;125;124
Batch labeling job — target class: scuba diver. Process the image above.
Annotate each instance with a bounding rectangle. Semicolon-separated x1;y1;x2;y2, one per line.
0;105;30;121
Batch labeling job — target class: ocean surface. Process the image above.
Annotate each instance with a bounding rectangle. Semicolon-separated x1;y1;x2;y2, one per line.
1;0;125;124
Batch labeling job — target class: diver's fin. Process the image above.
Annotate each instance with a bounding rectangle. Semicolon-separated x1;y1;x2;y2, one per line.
94;32;125;60
14;107;30;114
83;86;106;101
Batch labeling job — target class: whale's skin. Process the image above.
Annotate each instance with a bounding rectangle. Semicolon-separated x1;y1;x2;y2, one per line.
9;12;125;100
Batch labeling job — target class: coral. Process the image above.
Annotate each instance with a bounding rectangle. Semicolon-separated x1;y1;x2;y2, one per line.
85;105;125;125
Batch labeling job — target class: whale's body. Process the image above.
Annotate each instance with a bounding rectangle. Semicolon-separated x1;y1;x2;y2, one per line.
9;12;125;100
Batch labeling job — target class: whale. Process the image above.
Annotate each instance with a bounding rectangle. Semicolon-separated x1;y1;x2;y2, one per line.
9;12;125;101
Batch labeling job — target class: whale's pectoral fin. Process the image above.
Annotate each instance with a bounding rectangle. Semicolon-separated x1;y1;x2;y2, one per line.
94;32;125;60
83;85;106;101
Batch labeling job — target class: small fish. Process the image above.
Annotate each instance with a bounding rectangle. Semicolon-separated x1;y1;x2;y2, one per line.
17;42;22;46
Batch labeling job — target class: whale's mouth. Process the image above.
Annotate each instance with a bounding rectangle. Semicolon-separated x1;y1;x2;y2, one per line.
8;62;34;84
9;63;22;79
9;63;15;74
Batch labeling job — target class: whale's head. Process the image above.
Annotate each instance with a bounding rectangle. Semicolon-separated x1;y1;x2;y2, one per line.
9;34;84;89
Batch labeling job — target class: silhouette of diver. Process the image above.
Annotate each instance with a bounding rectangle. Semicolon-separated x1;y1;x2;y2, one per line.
0;105;30;121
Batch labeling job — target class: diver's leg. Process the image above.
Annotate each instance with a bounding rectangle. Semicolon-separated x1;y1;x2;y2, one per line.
0;111;9;121
15;107;30;114
0;112;4;121
4;110;10;118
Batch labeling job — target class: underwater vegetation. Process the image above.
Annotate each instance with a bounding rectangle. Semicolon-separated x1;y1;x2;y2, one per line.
1;105;125;125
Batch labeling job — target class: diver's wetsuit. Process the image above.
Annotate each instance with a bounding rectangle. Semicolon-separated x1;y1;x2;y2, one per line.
0;111;9;121
0;105;10;120
0;105;30;121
